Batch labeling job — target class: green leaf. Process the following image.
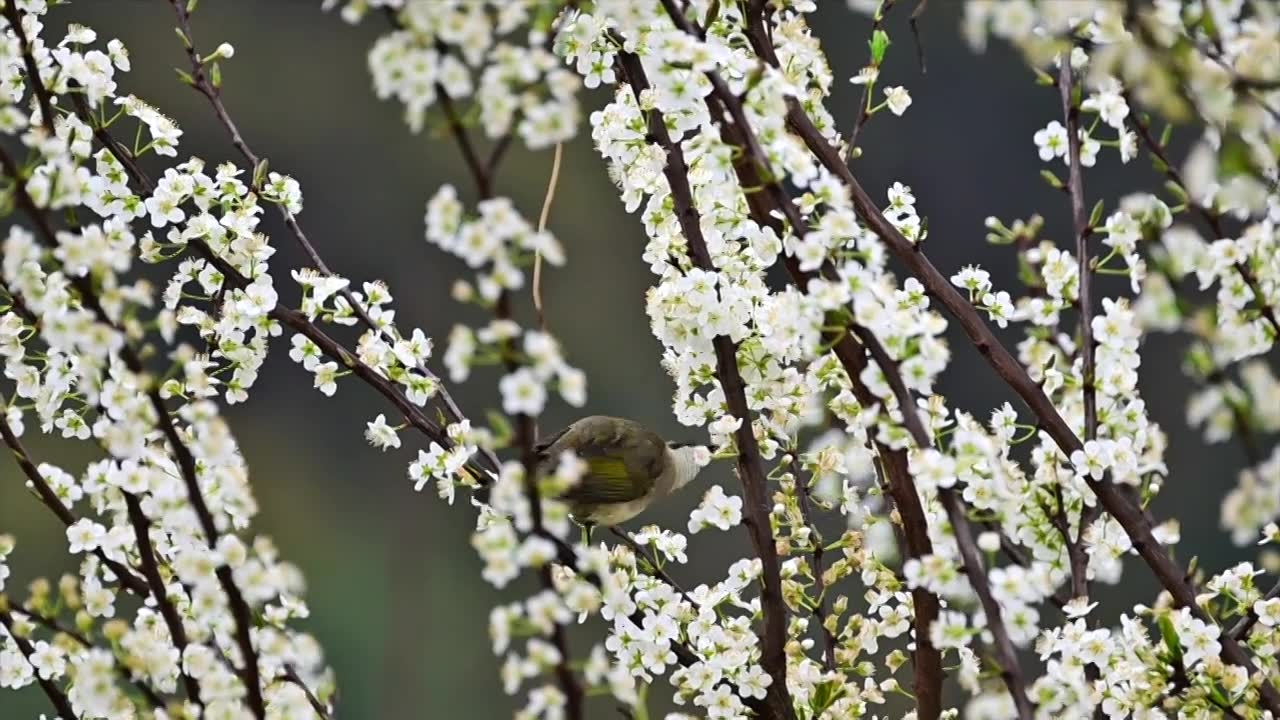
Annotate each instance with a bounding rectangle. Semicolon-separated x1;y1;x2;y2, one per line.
487;410;513;444
252;158;270;190
1158;123;1173;148
174;27;191;49
1088;199;1105;228
210;61;222;89
1033;67;1056;86
1164;179;1188;203
174;68;195;86
1157;613;1183;662
187;0;199;12
869;29;890;66
1040;169;1064;189
1218;134;1253;178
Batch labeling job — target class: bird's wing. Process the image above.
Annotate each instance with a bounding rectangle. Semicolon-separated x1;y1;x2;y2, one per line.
539;416;667;504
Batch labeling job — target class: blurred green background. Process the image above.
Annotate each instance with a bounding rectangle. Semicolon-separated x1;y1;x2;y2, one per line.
1;1;1271;717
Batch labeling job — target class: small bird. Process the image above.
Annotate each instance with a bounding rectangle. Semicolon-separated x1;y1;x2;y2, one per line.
536;415;712;537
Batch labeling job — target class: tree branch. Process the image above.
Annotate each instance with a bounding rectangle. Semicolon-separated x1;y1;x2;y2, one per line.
0;609;78;720
167;0;502;479
751;19;1280;713
649;4;945;709
788;455;836;672
12;608;165;709
0;392;150;596
1058;58;1097;610
616;48;797;720
0;139;263;717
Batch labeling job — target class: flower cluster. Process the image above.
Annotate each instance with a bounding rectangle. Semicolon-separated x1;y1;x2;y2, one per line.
331;0;581;148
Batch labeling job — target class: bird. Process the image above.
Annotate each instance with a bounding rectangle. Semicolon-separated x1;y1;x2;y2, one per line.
535;415;713;540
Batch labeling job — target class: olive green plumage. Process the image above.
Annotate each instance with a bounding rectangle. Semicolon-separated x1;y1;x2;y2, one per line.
535;415;710;528
535;415;667;509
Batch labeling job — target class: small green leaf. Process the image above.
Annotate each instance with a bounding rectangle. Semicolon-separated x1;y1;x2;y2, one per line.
174;27;191;49
1088;199;1105;228
210;61;222;89
1158;123;1173;148
253;158;270;189
869;29;890;66
1040;169;1064;189
1157;613;1183;662
1033;67;1055;86
174;68;195;86
487;410;513;444
187;0;199;12
1164;179;1189;203
1218;134;1253;178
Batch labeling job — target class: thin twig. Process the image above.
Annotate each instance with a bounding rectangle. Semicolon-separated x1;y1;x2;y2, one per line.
284;664;332;720
788;455;836;672
424;12;584;715
1123;96;1280;338
843;0;899;163
1058;58;1098;610
166;0;502;479
908;0;929;73
1;2;55;134
0;610;78;719
533;142;564;332
0;392;150;596
123;492;205;706
13;608;166;709
1228;579;1280;642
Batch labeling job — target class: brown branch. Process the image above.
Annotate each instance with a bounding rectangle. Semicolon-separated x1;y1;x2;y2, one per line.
0;609;78;719
747;16;1280;712
64;80;498;486
421;12;583;713
1058;59;1097;611
616;47;796;720
0;394;150;596
1123;98;1280;338
788;455;836;672
166;0;502;479
648;4;944;711
937;491;1034;718
283;665;332;720
0;138;262;717
2;2;55;135
13;608;166;709
123;492;204;706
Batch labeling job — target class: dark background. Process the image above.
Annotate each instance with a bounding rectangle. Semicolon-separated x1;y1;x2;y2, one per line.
1;1;1264;717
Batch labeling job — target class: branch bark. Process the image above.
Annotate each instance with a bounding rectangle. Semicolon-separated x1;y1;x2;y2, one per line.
1058;58;1097;609
0;609;78;720
751;20;1280;712
617;48;797;720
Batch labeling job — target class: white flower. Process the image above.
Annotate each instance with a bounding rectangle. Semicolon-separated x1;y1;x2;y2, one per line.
313;361;340;396
884;86;912;115
499;367;547;416
688;485;742;533
364;414;401;450
1034;120;1068;161
66;519;105;554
